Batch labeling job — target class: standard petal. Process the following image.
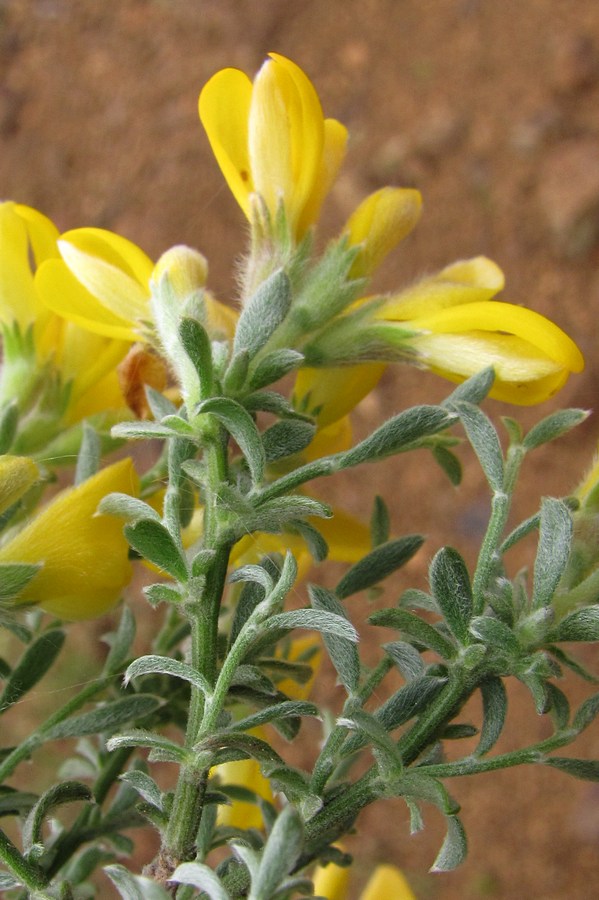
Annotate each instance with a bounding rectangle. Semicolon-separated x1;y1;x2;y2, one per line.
359;864;416;900
298;117;348;236
293;363;386;428
199;67;254;217
346;187;422;278
382;256;505;319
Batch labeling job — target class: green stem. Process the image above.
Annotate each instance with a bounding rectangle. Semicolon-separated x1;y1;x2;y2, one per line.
472;444;526;614
0;827;49;895
163;424;232;866
311;656;394;794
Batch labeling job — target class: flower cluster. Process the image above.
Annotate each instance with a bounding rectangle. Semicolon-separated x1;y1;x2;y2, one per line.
0;51;595;900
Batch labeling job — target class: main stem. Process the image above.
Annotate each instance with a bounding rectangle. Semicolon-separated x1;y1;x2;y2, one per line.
162;424;231;869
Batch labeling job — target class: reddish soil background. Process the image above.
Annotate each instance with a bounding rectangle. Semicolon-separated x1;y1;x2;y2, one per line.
2;1;599;898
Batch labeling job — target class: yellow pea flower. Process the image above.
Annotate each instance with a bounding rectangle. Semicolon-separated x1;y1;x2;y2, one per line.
0;455;39;515
37;234;236;350
0;203;129;431
199;53;348;240
312;855;416;900
379;257;584;404
0;458;139;619
301;256;583;409
345;187;423;280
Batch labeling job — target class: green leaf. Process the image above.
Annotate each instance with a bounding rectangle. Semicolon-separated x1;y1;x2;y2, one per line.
523;409;588;451
106;729;187;764
469;615;519;654
249;349;304;391
234;269;292;359
198;396;265;486
370;495;390;547
341;406;456;467
230;701;319;734
222;349;250;393
103;606;136;677
124;655;211;696
46;695;162;741
383;641;425;680
370;608;457;660
253;805;303;899
573;692;599;732
98;493;161;523
124;519;189;582
75;423;101;485
0;629;64;711
533;498;572;608
546;683;571;731
145;386;177;421
443;367;495;406
336;535;424;599
179;316;213;397
450;401;504;491
544;757;599;782
0;401;18;455
287;519;329;563
171;862;230;900
552;606;599;642
105;864;172;900
376;677;447;734
119;771;163;811
476;677;507;756
197;732;285;770
338;708;403;774
429;547;473;644
23;781;92;851
111;420;185;440
265;609;358;643
430;815;468;872
309;585;360;692
0;563;41;602
396;772;459;815
262;419;316;463
432;444;462;486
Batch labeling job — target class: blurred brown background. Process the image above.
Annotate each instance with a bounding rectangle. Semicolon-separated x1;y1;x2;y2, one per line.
2;1;599;897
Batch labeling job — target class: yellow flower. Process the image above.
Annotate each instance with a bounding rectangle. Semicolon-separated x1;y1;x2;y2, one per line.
199;53;348;240
36;226;155;342
0;203;129;427
345;187;423;279
312;856;416;900
36;233;236;347
380;257;584;404
0;455;39;515
301;256;583;409
0;458;139;619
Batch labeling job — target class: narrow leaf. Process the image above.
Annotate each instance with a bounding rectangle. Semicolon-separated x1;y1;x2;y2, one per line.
383;641;425;680
336;535;424;599
234;269;292;358
198;396;265;485
476;677;507;756
370;608;457;660
253;805;304;899
0;563;41;602
429;547;473;644
124;655;211;696
341;406;456;467
104;864;172;900
553;606;599;642
430;815;468;872
533;498;572;608
124;519;188;582
0;629;64;710
451;401;504;491
46;695;161;740
523;409;588;451
171;862;230;900
544;757;599;782
309;585;360;692
265;609;358;643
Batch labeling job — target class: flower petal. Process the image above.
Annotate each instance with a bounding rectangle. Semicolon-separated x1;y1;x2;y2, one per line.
199;67;254;217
